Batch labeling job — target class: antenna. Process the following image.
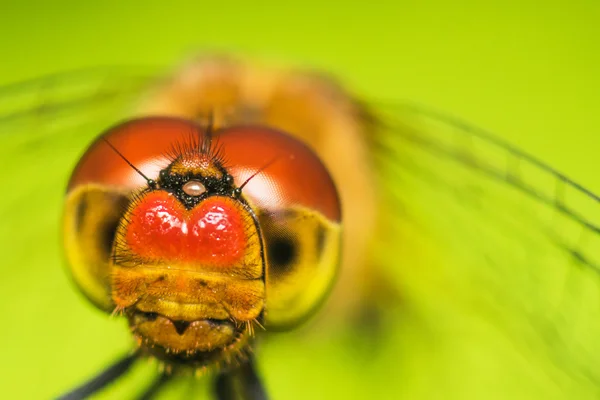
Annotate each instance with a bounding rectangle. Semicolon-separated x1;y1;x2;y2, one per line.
101;137;156;188
239;156;279;191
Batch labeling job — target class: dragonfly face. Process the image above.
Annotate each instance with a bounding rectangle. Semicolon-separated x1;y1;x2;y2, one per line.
63;114;341;375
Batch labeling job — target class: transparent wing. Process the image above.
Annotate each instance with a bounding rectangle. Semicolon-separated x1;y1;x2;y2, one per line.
0;67;159;211
363;103;600;399
0;67;157;135
0;68;164;399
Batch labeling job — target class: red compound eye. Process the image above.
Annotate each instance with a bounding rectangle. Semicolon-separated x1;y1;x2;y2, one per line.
68;117;340;222
215;125;341;222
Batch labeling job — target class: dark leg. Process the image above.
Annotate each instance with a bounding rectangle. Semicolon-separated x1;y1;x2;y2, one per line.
214;357;268;400
215;372;237;400
56;351;139;400
137;373;172;400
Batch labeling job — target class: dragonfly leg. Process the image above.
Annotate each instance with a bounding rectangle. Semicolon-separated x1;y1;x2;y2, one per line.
56;351;139;400
136;372;172;400
213;357;268;400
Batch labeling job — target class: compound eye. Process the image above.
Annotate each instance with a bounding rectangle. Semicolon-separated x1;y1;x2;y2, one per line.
217;126;341;223
64;117;217;310
67;117;209;191
217;126;342;329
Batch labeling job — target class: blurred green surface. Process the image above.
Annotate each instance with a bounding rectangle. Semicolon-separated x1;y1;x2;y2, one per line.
1;1;599;399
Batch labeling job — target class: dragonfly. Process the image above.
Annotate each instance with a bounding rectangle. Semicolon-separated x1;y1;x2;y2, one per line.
1;55;599;400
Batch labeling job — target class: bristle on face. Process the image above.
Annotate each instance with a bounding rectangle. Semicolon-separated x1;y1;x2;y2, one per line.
164;114;228;178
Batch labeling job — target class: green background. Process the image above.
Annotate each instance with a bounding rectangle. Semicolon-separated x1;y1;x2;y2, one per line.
1;1;599;399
